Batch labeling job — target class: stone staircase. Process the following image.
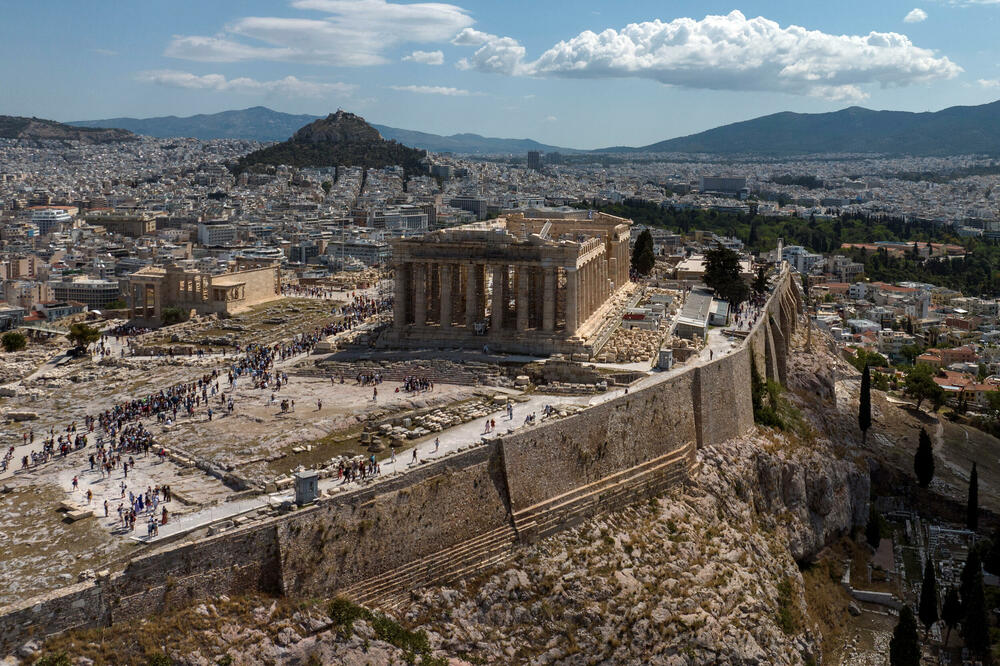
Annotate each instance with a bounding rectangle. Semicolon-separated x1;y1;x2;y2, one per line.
512;442;694;542
338;523;518;611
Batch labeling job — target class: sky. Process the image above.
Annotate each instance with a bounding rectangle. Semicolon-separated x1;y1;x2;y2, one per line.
3;0;1000;149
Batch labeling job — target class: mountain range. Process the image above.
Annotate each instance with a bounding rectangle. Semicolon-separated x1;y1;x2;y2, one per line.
61;98;1000;156
69;106;574;154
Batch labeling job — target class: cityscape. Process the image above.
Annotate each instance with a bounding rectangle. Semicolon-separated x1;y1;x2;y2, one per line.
5;1;1000;665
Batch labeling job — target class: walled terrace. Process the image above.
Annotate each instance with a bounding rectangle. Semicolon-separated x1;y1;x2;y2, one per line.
0;268;802;654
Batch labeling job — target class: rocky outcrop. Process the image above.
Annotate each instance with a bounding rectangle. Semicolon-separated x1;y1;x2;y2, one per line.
0;115;135;143
292;110;383;144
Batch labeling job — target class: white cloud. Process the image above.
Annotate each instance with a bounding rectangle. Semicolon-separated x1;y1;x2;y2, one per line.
453;10;961;102
544;115;558;122
136;70;356;97
388;84;476;96
904;8;928;22
166;0;473;66
978;78;1000;87
92;48;117;56
403;50;444;65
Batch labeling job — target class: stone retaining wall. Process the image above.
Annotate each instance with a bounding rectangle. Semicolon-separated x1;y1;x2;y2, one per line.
0;270;799;655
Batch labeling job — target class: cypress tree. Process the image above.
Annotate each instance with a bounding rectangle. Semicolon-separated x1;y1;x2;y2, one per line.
631;230;655;276
914;428;934;488
889;605;921;666
967;462;979;532
859;364;872;445
941;586;961;646
962;568;990;658
918;558;939;636
866;501;882;550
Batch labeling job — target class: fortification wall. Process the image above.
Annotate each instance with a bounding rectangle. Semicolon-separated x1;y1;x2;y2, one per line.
693;346;755;448
501;371;696;511
278;445;511;596
0;270;800;655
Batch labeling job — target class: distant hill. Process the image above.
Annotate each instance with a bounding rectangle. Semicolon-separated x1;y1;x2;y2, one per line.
233;110;426;175
370;125;574;155
70;106;575;154
69;106;317;143
0;115;134;144
598;100;1000;156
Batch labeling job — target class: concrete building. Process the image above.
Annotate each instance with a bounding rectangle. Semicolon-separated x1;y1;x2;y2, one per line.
527;151;542;171
128;261;282;325
449;196;489;221
385;212;632;355
197;222;237;246
84;211;158;238
50;277;121;309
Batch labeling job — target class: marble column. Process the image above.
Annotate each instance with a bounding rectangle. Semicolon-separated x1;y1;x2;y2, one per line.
440;264;453;329
543;267;555;332
393;262;409;331
516;266;529;331
413;263;427;327
465;264;478;328
565;268;579;336
491;265;506;332
609;257;618;293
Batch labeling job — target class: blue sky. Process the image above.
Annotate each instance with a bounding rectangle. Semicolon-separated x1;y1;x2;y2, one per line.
2;0;1000;148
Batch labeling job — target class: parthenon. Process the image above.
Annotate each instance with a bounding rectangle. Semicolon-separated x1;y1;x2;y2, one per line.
384;212;632;355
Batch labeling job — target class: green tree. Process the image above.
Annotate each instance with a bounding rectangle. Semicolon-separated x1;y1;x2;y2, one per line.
889;605;920;666
753;266;768;294
967;462;979;531
704;244;749;307
914;427;934;488
986;526;1000;575
631;229;655;275
960;549;982;607
962;566;990;658
0;330;26;353
866;501;882;550
986;390;1000;419
859;364;872;445
65;323;100;353
321;180;332;194
161;306;188;326
918;558;939;636
904;364;944;410
899;344;924;365
941;586;961;646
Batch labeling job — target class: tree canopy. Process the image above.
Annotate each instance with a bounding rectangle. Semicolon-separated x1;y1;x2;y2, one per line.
1;330;26;353
914;427;934;488
859;364;872;445
904;364;944;410
889;605;920;666
631;229;655;276
704;244;749;307
66;323;100;351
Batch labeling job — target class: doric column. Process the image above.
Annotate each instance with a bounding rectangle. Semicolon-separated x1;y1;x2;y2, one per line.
491;265;505;332
429;263;440;325
609;257;618;293
516;266;529;331
476;265;486;321
565;267;579;336
393;262;409;331
413;263;427;327
465;264;478;328
543;267;555;332
440;264;453;329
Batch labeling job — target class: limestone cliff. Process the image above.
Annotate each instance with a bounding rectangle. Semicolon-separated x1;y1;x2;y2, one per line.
396;327;870;664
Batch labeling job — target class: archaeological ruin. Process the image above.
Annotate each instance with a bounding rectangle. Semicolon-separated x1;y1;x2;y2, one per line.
384;212;633;355
128;260;283;325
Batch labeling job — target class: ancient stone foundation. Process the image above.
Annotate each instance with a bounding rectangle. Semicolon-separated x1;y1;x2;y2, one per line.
0;270;801;654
